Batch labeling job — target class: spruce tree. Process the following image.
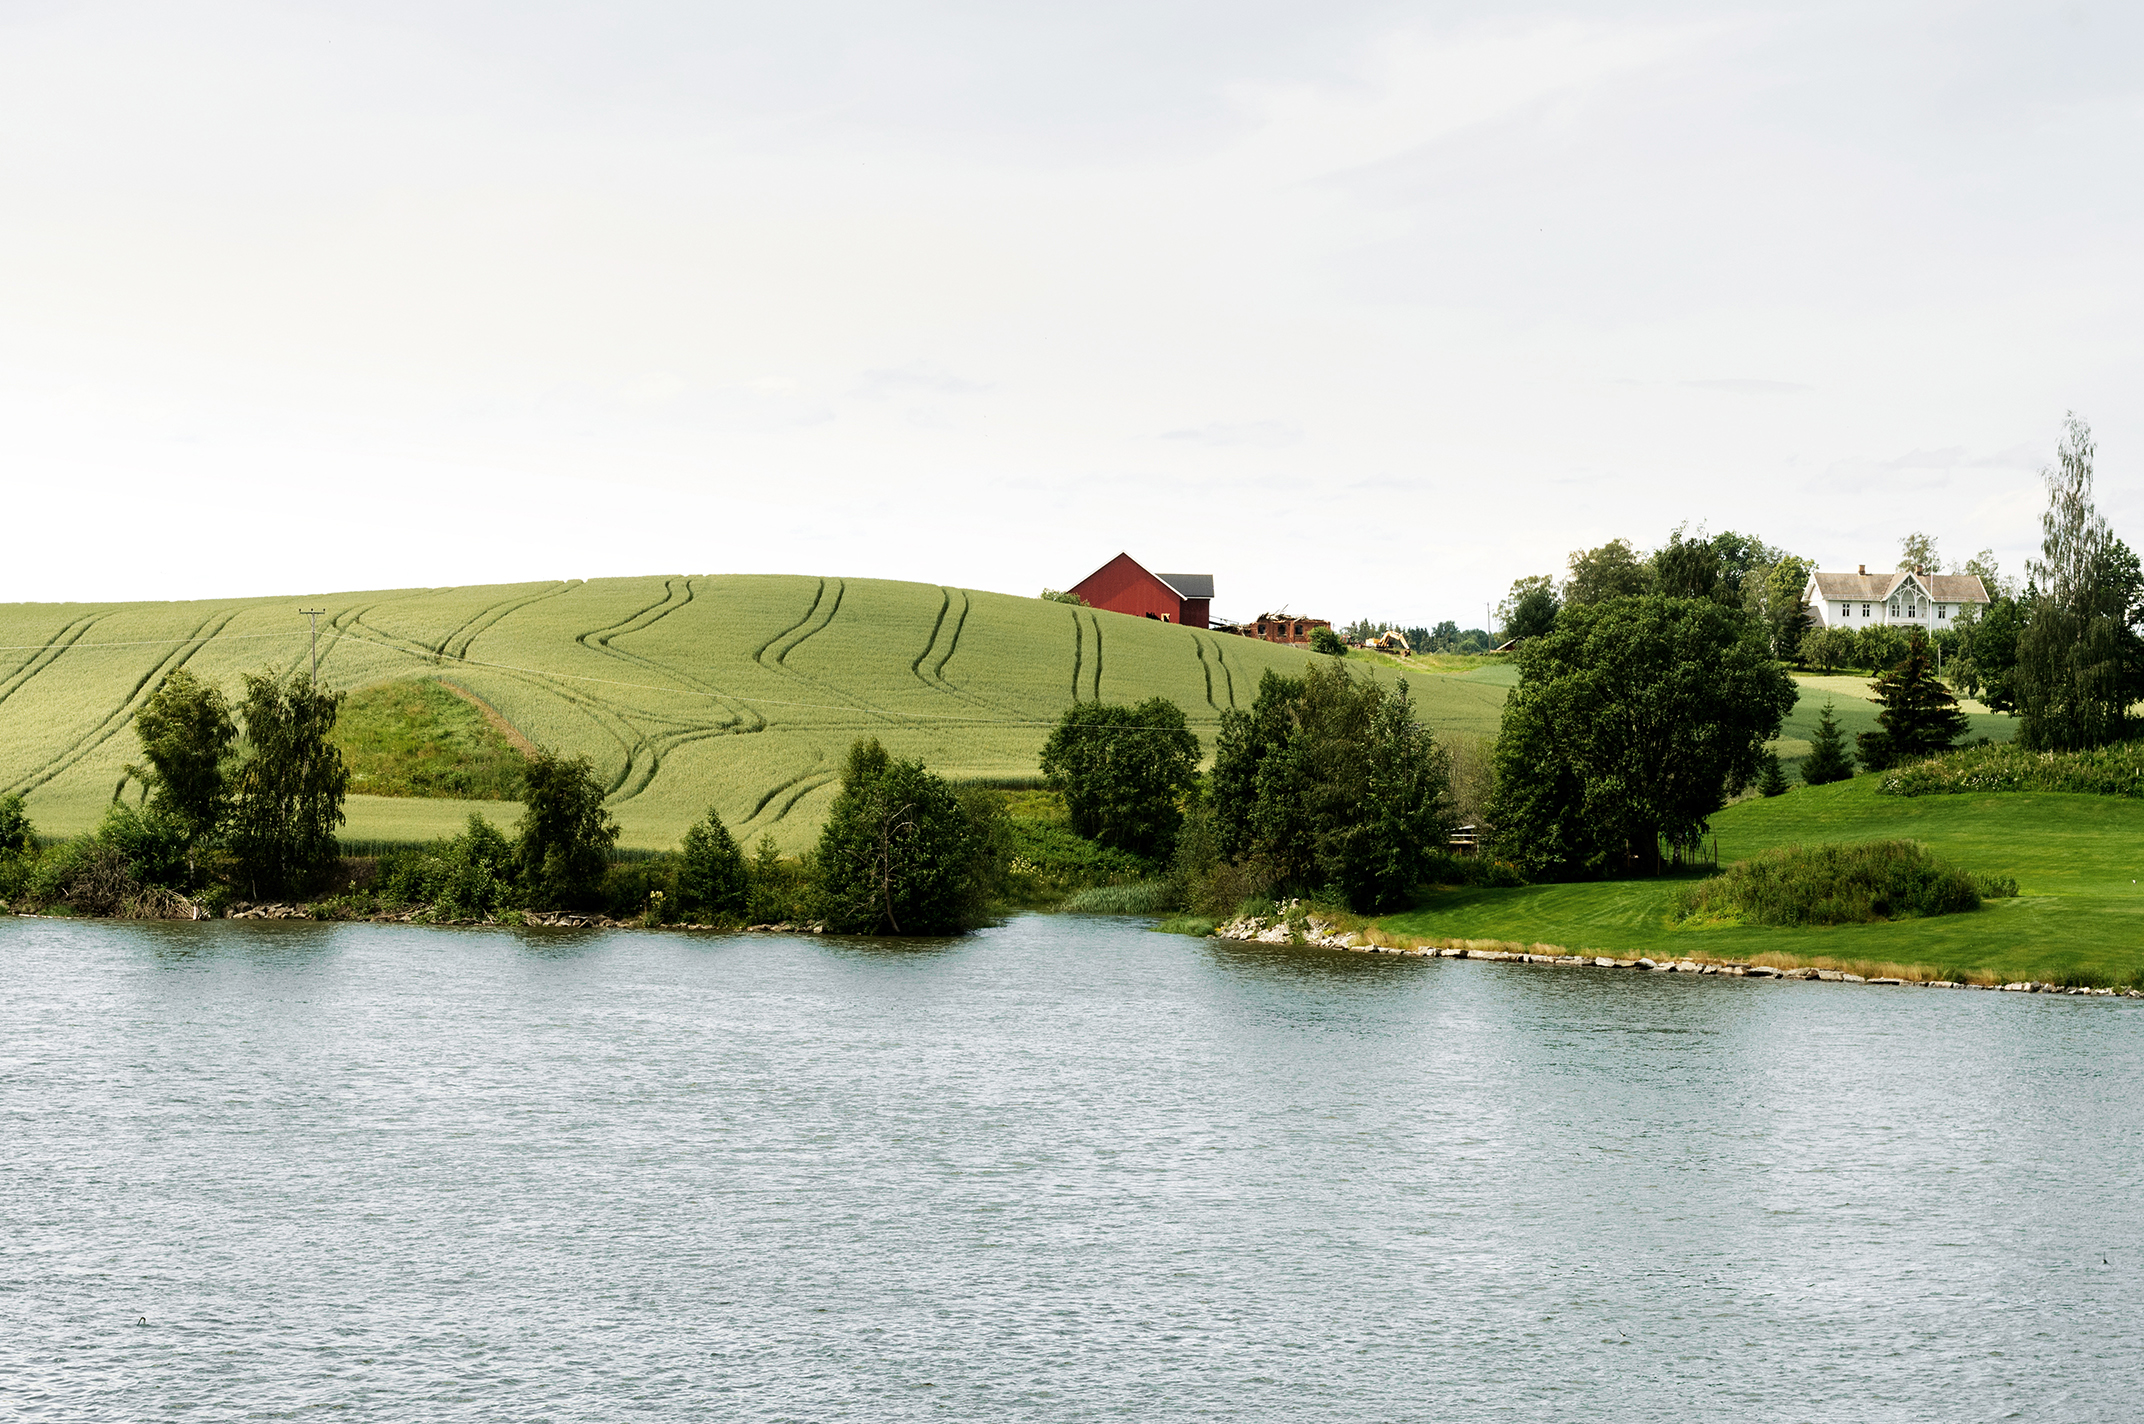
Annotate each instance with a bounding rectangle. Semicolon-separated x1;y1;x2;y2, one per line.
1856;630;1970;771
1755;751;1789;797
677;804;749;921
1800;701;1855;785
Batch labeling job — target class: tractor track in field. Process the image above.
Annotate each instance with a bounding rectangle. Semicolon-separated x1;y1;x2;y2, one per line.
444;582;574;660
1192;633;1219;712
1197;632;1239;710
573;578;764;730
907;586;1047;720
0;613;112;711
745;578;900;727
3;609;240;800
337;582;774;807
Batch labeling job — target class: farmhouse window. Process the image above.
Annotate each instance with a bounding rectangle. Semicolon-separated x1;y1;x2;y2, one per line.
1861;603;1870;617
1938;604;1948;618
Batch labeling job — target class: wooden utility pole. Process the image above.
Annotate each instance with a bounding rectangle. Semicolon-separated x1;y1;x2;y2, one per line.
298;609;326;685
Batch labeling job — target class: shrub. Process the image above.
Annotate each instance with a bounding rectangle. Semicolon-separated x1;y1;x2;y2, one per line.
676;806;749;920
603;854;680;923
744;835;812;923
379;814;518;918
1309;625;1347;657
1672;840;1987;927
93;803;194;891
25;837;140;917
1878;740;2144;798
516;750;620;910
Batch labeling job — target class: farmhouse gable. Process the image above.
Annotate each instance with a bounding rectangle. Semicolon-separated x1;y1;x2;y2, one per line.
1802;564;1991;631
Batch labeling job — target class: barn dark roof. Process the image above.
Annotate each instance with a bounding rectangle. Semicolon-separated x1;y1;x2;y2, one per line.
1155;572;1214;600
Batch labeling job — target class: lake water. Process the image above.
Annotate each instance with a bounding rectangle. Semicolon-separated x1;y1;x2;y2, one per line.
3;914;2139;1421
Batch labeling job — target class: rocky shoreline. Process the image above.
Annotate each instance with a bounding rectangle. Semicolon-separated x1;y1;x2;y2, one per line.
1214;912;2142;999
11;901;828;934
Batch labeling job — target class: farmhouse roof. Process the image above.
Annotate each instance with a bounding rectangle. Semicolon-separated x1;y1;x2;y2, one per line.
1155;572;1214;601
1809;570;1990;603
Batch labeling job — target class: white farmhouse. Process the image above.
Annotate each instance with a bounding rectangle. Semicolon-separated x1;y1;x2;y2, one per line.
1802;564;1991;631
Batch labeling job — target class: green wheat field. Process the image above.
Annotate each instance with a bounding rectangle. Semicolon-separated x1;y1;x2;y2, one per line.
0;575;1513;849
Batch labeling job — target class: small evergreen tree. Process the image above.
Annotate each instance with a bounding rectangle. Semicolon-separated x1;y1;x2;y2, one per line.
677;805;749;920
1756;751;1789;797
516;750;620;909
1799;701;1855;785
227;669;350;898
1856;630;1970;772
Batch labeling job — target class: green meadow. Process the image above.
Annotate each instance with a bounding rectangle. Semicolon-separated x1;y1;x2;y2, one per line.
0;575;1509;850
1381;774;2144;987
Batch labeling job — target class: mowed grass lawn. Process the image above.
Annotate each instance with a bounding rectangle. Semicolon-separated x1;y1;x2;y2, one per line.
1381;775;2144;987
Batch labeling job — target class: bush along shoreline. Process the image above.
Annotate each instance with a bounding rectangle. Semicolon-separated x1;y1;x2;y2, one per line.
1204;903;2140;998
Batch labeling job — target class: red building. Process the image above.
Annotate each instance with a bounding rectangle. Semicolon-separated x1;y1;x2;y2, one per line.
1067;554;1213;628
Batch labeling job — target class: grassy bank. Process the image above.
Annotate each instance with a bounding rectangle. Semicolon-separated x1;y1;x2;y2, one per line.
1379;775;2144;987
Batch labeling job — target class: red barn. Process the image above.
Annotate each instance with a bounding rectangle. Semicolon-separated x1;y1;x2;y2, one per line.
1067;554;1212;628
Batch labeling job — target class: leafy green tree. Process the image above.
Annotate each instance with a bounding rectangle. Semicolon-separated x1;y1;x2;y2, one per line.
1799;625;1855;674
677;805;749;920
1040;589;1089;606
1899;531;1939;573
2015;417;2144;749
1487;596;1798;877
1856;629;1970;771
515;749;620;909
1309;625;1347;656
1427;619;1461;651
1752;554;1814;657
0;794;32;858
1800;702;1855;785
1208;664;1455;910
1856;623;1908;674
129;669;237;877
1497;575;1559;640
1708;530;1781;605
1652;528;1725;601
1755;751;1789;798
1955;593;2026;710
226;669;350;898
1564;539;1652;605
1039;697;1201;861
814;739;992;934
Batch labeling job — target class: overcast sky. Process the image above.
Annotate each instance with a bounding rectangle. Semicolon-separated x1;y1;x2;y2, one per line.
3;1;2138;622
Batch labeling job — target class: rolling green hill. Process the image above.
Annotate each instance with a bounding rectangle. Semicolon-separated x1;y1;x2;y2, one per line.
0;576;1511;849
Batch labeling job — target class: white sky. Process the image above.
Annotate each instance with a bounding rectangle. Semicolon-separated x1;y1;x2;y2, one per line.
2;1;2138;623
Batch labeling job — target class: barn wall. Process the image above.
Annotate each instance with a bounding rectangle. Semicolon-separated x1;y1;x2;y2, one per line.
1069;554;1186;622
